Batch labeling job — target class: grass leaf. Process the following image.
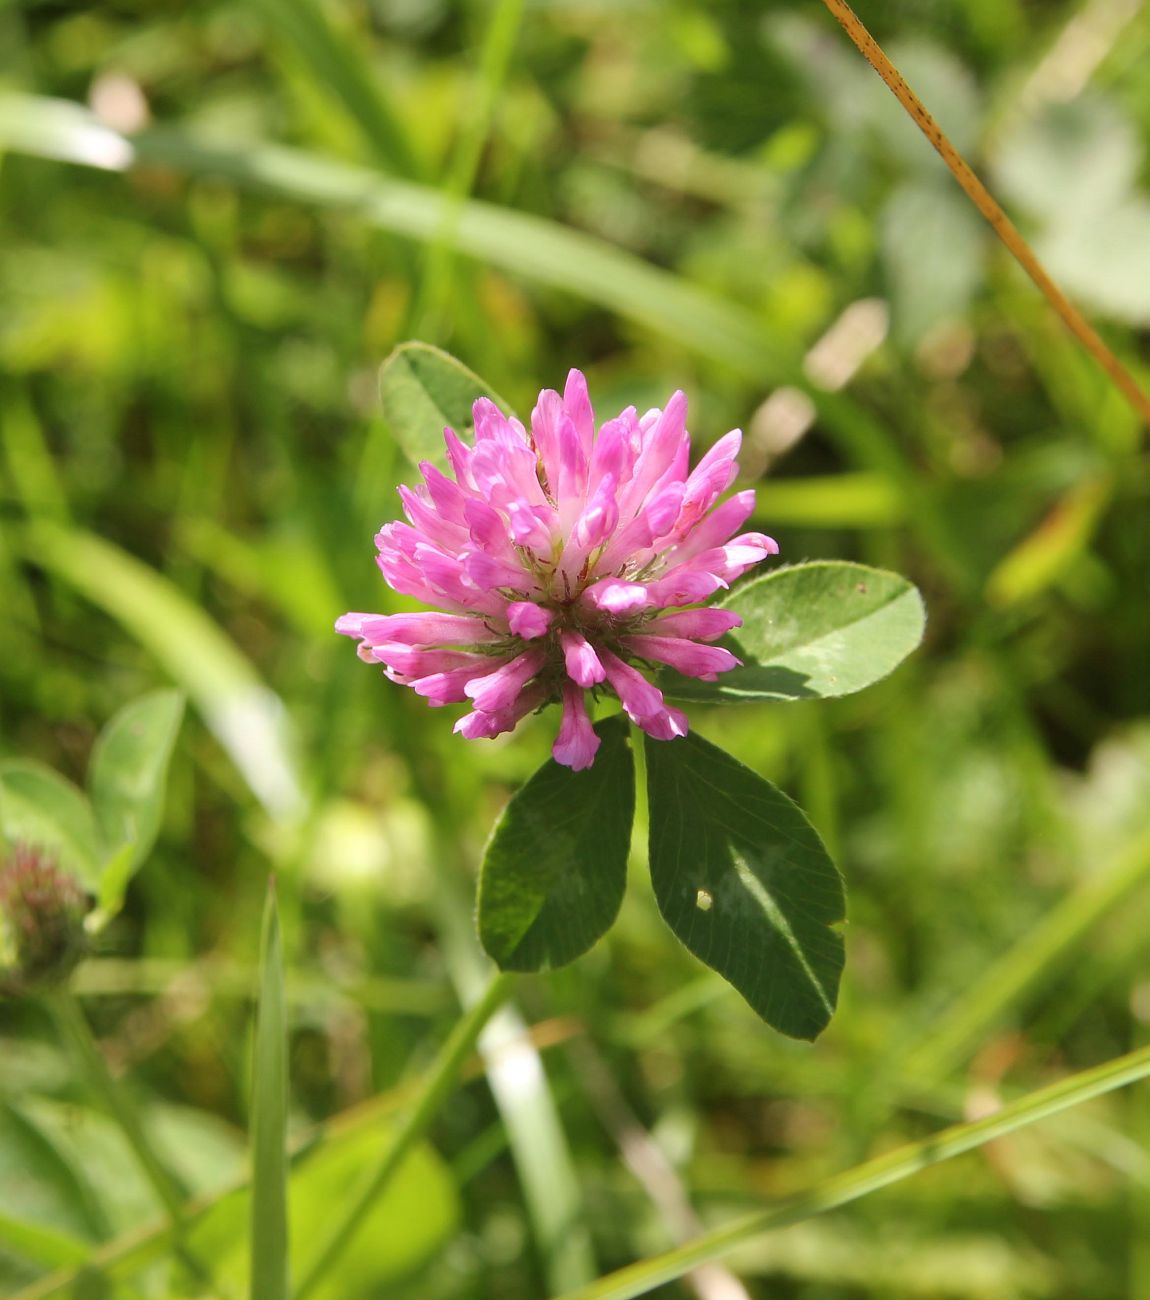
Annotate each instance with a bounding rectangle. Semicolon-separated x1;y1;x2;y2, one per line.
250;882;289;1300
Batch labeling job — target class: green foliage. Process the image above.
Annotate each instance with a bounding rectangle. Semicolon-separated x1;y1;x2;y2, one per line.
378;341;511;470
0;692;184;921
0;764;103;890
2;0;1150;1294
665;561;926;704
645;731;845;1040
88;691;184;915
478;717;633;971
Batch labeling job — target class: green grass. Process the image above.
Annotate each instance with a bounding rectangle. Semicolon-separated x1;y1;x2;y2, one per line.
2;0;1150;1296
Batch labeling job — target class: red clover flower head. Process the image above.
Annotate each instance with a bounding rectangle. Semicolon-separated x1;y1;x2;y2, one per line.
0;843;91;995
337;371;778;769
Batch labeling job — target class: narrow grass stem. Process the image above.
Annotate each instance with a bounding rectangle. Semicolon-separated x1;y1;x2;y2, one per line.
49;990;218;1293
818;0;1150;431
556;1042;1150;1300
293;968;516;1299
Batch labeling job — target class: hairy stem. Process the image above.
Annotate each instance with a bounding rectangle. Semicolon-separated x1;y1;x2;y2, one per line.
819;0;1150;430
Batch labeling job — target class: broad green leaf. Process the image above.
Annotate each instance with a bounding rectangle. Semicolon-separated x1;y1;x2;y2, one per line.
88;690;185;913
378;342;510;471
478;717;634;971
0;761;104;889
663;562;925;705
644;731;844;1039
250;884;289;1300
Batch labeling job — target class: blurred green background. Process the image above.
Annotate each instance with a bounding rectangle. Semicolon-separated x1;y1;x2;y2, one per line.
2;0;1150;1295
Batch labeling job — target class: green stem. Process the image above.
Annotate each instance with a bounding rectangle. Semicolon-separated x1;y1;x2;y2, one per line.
556;1042;1150;1300
293;968;516;1299
49;990;217;1292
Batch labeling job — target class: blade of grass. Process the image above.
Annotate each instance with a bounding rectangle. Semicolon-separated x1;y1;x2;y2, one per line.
250;881;290;1300
246;0;422;177
435;881;599;1292
817;0;1150;430
9;1010;581;1300
0;94;775;377
293;969;516;1299
411;0;528;336
0;94;977;586
899;824;1150;1087
555;1042;1150;1300
12;522;305;822
48;991;219;1294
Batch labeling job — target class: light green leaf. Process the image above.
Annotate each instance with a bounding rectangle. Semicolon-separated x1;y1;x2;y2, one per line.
378;342;511;472
88;690;185;912
644;731;844;1039
0;762;104;889
250;883;289;1300
477;717;634;972
663;561;925;705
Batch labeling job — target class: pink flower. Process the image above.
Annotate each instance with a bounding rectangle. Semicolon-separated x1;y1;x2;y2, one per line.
337;371;778;769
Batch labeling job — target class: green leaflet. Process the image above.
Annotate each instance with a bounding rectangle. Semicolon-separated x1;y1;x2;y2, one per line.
88;690;185;914
377;342;512;471
478;717;634;972
663;561;925;704
644;731;844;1040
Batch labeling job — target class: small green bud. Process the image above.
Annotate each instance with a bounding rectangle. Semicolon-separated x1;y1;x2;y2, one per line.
0;843;92;997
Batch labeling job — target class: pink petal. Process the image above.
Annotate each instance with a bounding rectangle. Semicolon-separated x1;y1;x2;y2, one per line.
507;601;553;639
599;649;666;724
371;644;494;678
620;634;740;681
583;579;649;615
559;630;606;687
464;648;546;713
551;683;600;771
454;684;545;740
636;705;689;742
563;369;596;461
644;608;743;641
411;662;501;706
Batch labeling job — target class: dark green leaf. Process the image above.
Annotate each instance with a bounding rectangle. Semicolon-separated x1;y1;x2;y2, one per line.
378;342;511;471
663;561;925;705
645;731;844;1039
0;762;104;889
250;883;289;1300
478;717;634;972
88;690;185;914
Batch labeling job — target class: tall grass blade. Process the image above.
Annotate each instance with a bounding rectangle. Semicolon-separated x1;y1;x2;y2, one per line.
247;0;421;177
557;1042;1150;1300
250;881;290;1300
